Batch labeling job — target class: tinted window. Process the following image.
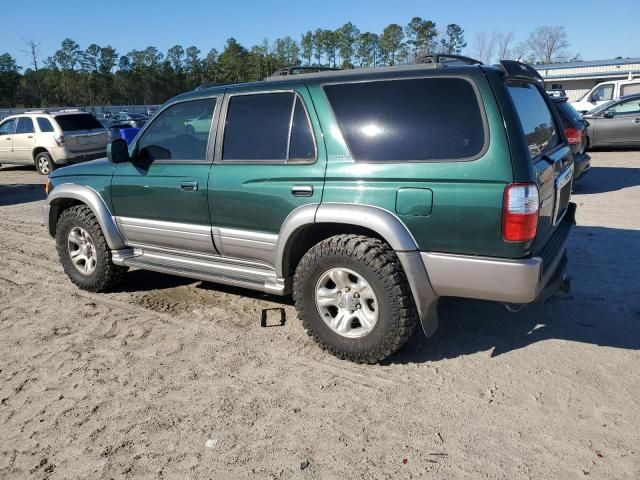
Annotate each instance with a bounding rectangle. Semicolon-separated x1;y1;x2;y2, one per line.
37;117;54;133
16;117;34;134
137;98;216;162
610;97;640;115
0;119;16;135
289;97;315;160
556;102;584;127
55;114;104;131
324;78;485;162
508;83;559;159
223;93;294;161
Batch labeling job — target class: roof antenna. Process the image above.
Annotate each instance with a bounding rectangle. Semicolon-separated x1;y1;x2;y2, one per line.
629;71;634;81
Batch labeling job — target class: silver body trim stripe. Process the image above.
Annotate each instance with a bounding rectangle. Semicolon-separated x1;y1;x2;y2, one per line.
212;227;278;266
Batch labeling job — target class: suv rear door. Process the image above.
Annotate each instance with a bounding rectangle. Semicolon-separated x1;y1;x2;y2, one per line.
506;81;573;249
54;113;108;152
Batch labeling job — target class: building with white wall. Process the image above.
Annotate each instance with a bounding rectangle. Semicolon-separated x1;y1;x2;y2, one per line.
534;57;640;101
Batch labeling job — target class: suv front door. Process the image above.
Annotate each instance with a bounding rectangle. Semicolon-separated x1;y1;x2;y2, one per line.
0;118;17;162
12;117;36;164
110;97;219;254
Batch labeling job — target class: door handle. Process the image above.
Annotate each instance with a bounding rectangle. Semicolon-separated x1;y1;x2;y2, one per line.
27;135;33;138
633;117;640;124
291;185;313;197
5;137;10;141
180;180;198;191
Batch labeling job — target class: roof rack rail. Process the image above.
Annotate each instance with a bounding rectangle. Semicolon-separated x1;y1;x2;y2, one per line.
266;66;341;80
25;109;50;114
194;82;235;91
413;53;483;66
498;60;544;83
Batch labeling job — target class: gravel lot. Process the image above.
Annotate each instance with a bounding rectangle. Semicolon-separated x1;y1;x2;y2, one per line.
1;151;639;479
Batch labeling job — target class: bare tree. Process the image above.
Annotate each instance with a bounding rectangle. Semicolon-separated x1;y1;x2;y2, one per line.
21;38;43;104
471;31;497;64
496;32;514;60
524;26;569;64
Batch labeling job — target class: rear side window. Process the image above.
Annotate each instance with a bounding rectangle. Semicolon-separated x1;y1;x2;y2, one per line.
16;117;35;134
55;114;104;131
222;92;315;162
620;83;640;97
507;83;559;159
37;117;55;133
323;77;486;162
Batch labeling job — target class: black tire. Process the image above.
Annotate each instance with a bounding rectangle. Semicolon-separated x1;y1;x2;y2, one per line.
55;205;127;292
293;234;418;363
35;151;56;175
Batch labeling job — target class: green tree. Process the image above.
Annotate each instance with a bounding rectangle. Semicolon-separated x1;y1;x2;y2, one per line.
218;38;248;82
440;24;467;54
405;17;438;59
321;30;337;67
355;32;379;67
379;24;405;65
0;53;21;107
301;31;313;65
312;29;324;65
337;22;360;67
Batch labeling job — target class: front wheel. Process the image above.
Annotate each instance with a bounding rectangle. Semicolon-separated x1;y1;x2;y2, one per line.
293;234;418;363
55;205;127;292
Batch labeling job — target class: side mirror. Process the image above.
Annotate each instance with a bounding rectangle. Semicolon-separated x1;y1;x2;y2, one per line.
107;139;130;163
603;111;615;119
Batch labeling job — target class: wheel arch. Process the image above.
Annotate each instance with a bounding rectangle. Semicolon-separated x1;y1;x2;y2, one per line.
32;146;49;162
45;184;126;250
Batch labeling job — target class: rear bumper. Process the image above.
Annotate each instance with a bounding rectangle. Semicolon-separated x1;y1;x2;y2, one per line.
421;203;576;304
573;153;591;180
50;147;106;165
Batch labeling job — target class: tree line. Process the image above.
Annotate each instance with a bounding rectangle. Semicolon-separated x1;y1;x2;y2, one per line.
0;19;575;108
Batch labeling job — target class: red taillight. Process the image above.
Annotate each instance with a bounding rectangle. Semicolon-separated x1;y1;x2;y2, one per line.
503;183;539;242
53;134;66;146
565;127;582;145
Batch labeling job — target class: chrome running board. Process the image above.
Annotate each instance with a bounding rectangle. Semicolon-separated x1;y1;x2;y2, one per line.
111;247;287;295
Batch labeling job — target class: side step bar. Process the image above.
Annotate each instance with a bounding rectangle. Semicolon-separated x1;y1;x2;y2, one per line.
112;248;287;295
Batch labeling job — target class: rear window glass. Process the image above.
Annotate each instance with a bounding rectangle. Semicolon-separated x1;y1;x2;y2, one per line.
323;77;486;162
55;114;103;131
507;83;559;159
37;117;54;132
556;102;583;126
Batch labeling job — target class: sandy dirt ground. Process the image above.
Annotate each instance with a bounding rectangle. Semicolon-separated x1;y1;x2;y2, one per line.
0;151;639;479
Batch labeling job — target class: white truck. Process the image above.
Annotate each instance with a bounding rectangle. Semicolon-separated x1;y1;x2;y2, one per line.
571;76;640;114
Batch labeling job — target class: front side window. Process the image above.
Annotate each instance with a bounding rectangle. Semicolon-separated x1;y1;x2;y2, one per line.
37;118;54;133
16;117;35;134
137;98;216;162
323;77;486;162
222;92;315;162
507;83;559;160
0;119;16;135
610;97;640;115
590;84;614;102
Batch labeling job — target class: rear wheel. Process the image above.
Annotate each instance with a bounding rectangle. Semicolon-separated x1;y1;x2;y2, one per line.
55;205;127;292
35;152;55;175
293;234;418;363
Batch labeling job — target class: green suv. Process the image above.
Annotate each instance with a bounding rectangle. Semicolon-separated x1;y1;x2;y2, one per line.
43;58;576;363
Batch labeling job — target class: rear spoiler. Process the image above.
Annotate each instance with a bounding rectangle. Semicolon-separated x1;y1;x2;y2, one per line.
498;60;544;83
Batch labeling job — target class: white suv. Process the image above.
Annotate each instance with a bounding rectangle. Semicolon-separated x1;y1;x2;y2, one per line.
0;110;109;174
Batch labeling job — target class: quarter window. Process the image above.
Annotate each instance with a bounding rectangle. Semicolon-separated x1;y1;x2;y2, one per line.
137;98;216;162
222;92;316;162
507;83;559;160
16;117;35;134
37;118;55;133
323;78;486;162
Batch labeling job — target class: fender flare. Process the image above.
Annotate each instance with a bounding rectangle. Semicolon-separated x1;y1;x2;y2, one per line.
45;183;127;250
276;203;439;336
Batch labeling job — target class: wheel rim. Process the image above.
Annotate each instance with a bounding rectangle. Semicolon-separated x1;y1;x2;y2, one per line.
67;226;97;275
314;267;378;339
38;156;50;174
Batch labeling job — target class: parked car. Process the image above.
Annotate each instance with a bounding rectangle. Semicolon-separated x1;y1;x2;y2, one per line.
548;93;591;179
108;113;147;128
0;110;108;174
582;93;640;148
570;77;640;114
42;59;575;363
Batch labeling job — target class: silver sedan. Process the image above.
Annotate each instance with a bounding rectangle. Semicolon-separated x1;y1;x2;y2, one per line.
583;94;640;148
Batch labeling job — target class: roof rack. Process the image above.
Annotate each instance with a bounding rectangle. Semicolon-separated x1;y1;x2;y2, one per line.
266;66;341;80
25;109;50;114
498;60;544;83
413;53;483;66
194;82;235;91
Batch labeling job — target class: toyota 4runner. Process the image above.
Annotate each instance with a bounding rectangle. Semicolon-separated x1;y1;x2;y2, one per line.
43;58;576;363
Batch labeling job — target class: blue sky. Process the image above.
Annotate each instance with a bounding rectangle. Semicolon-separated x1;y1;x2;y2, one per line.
3;0;639;67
